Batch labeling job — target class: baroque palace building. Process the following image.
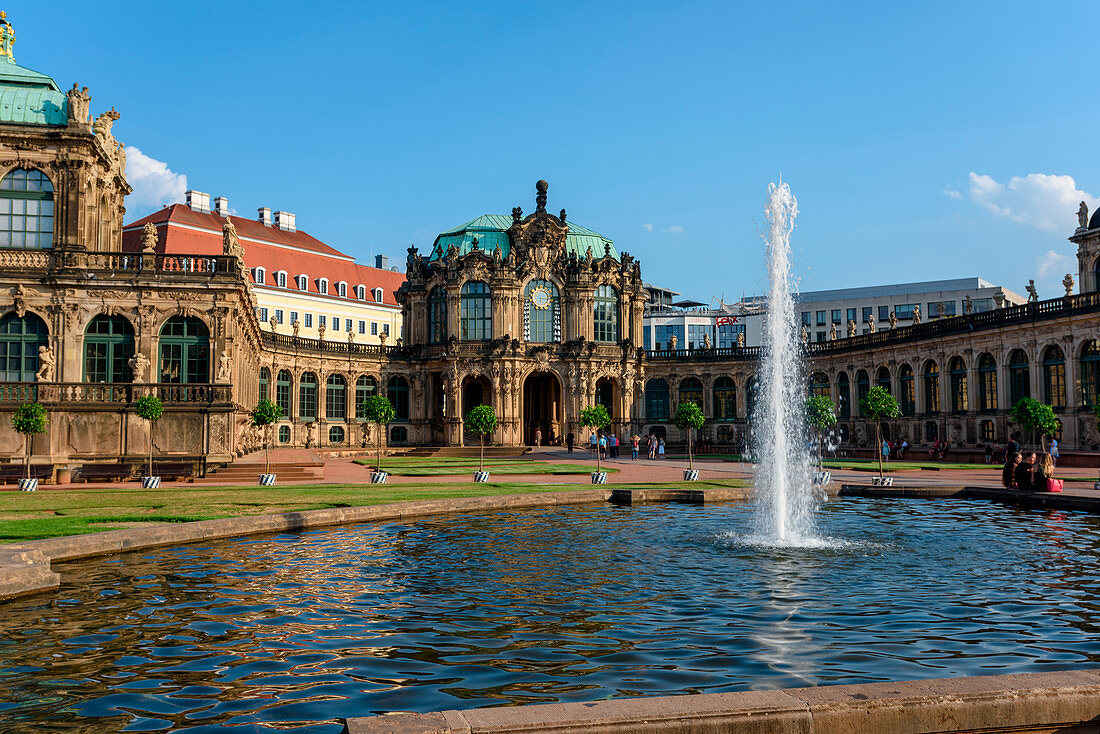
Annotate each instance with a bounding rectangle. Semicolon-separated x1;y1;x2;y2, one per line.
1;13;1099;473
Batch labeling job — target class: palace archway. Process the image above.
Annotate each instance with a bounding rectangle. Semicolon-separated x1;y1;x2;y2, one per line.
523;371;562;446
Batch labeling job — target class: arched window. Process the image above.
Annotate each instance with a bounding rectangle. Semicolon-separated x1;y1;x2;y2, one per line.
809;372;830;398
317;278;328;295
679;377;703;408
326;374;347;420
876;367;891;394
258;367;270;402
388;376;410;421
645;378;670;421
159;316;209;384
276;369;292;416
296;274;308;291
899;364;915;415
337;281;347;298
924;361;940;414
837;372;851;418
1081;340;1100;407
593;285;619;343
1043;345;1066;409
355;285;366;300
252;267;265;285
1008;349;1030;407
373;287;384;302
713;376;737;419
524;279;560;342
355;375;377;419
747;375;760;417
278;425;291;443
0;312;48;382
978;353;998;412
460;281;492;340
428;287;447;344
84;315;135;383
329;425;345;444
949;356;968;412
275;271;288;288
855;370;870;416
299;372;318;420
0;168;54;249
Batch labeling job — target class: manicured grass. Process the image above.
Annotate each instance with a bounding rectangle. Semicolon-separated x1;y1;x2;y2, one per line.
0;479;749;542
823;459;994;473
353;457;618;476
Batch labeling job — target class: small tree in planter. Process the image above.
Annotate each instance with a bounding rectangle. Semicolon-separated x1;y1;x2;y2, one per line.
362;394;396;483
804;395;838;468
1011;397;1060;452
673;401;705;480
858;386;900;480
580;404;612;482
12;402;48;491
465;404;498;483
134;395;163;488
250;399;283;485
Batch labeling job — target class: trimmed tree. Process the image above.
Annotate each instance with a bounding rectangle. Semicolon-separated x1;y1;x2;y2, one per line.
805;395;838;468
858;386;900;479
250;399;283;476
673;401;705;471
579;404;612;473
1011;397;1060;451
134;395;164;479
362;394;396;473
12;402;48;481
465;404;498;472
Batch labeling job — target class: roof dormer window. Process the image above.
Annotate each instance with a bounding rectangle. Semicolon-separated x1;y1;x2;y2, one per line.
337;281;347;298
317;278;328;295
275;270;288;288
252;267;265;285
296;274;308;291
355;285;366;301
373;287;384;303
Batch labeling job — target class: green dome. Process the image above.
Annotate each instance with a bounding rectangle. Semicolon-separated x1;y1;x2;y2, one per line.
0;36;67;126
429;214;618;262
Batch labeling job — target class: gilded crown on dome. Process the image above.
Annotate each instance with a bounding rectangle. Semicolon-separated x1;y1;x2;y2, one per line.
0;12;15;61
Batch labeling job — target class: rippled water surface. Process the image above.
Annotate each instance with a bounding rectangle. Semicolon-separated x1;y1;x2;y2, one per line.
2;498;1100;732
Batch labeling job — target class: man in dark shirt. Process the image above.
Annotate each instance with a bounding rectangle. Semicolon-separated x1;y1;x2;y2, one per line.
1014;451;1037;491
1006;434;1021;458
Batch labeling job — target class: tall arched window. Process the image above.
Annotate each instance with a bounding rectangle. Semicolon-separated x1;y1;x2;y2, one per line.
924;361;940;414
645;378;670;421
809;372;830;398
460;281;491;340
299;372;318;420
679;377;703;408
899;364;915;416
593;285;619;343
0;312;48;381
856;370;870;416
876;367;891;394
355;375;377;420
713;376;737;419
978;353;997;411
837;372;851;418
524;279;560;342
326;374;347;420
159;316;209;384
1043;345;1066;410
949;356;968;412
0;168;54;249
427;286;447;344
258;367;270;402
1008;349;1030;407
1079;340;1100;407
84;315;135;383
747;375;759;417
276;369;292;416
388;376;410;421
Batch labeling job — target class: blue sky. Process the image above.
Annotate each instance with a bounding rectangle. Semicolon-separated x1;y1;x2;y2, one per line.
16;1;1100;300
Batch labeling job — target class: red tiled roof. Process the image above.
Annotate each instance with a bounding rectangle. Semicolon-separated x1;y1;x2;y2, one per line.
123;204;406;307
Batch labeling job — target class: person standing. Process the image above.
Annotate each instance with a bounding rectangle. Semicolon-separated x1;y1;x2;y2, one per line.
535;427;542;447
899;439;908;460
647;433;657;460
589;431;597;455
598;433;608;461
658;437;665;459
881;439;890;464
566;431;574;454
609;433;618;459
1050;437;1060;467
631;434;640;461
1006;433;1020;458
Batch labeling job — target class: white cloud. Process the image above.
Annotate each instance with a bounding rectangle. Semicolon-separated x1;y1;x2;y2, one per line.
1036;249;1072;279
949;171;1099;232
642;223;654;232
664;225;684;233
125;146;187;211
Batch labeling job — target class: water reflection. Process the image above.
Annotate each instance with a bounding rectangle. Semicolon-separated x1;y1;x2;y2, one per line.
0;499;1099;732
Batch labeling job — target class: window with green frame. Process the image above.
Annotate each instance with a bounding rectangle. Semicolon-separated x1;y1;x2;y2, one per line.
978;353;997;411
428;287;447;343
856;370;870;415
326;374;347;420
746;375;759;417
837;372;851;418
1043;345;1066;409
299;372;318;420
1080;340;1100;406
158;316;209;383
645;378;670;421
276;369;292;416
84;315;135;383
524;279;559;343
460;281;491;340
949;357;968;412
809;372;830;398
0;312;47;381
679;377;703;408
258;367;270;402
388;376;410;421
713;376;737;419
1008;349;1029;407
355;375;377;419
0;168;54;249
899;364;915;415
593;285;619;343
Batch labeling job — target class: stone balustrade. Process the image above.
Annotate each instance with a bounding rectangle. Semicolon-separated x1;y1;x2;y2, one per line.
0;382;233;405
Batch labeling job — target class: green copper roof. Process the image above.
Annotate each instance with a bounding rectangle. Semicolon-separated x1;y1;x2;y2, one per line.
429;214;619;261
0;55;67;126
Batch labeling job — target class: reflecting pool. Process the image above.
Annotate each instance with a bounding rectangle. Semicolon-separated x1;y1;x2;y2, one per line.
2;498;1100;732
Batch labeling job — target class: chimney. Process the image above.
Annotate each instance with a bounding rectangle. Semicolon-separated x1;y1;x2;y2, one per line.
185;190;211;213
257;207;272;226
213;196;230;216
375;254;388;269
274;211;296;232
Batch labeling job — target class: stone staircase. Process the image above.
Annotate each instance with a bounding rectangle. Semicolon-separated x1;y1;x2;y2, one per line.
199;461;324;484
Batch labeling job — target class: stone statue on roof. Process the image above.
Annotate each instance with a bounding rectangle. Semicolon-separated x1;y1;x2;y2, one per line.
1026;279;1038;302
1064;273;1075;296
1078;201;1089;230
92;107;119;147
512;206;523;223
66;83;90;126
141;222;157;253
964;294;973;314
847;319;856;337
912;304;921;324
737;331;745;348
830;322;838;340
492;241;502;264
406;245;420;276
888;310;897;329
868;314;876;333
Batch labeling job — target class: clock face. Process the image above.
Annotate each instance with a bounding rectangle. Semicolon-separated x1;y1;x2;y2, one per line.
530;286;552;309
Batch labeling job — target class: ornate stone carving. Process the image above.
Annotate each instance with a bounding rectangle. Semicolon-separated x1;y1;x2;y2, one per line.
964;295;973;314
830;322;838;340
141;222;158;253
1078;201;1089;231
1064;273;1075;296
888;311;897;329
128;352;149;382
847;319;856;338
1026;280;1038;302
912;304;921;324
868;314;876;333
92;108;120;147
217;350;233;382
66;83;91;126
35;346;54;382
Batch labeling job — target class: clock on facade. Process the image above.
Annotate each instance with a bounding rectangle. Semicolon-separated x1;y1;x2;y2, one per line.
530;285;552;309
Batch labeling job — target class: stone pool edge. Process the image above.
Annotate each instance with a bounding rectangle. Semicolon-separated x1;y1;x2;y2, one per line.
344;669;1100;733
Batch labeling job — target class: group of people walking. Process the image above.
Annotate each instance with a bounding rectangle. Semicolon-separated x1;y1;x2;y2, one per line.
564;431;666;461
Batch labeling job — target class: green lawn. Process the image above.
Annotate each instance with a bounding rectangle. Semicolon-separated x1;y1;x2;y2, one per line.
823;459;994;473
0;479;748;542
353;457;619;476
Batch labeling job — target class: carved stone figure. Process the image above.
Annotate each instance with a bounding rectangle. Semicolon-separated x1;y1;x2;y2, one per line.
511;206;523;223
291;319;300;337
912;304;921;324
66;83;91;126
222;216;244;261
141;222;157;253
348;330;355;344
35;345;53;382
1064;273;1075;296
964;295;973;314
703;332;711;349
994;292;1005;309
318;322;326;340
670;334;678;351
801;325;809;343
868;314;876;333
888;311;897;329
1079;201;1089;230
406;245;421;276
935;302;946;318
737;331;745;348
492;241;502;264
216;350;232;382
92;107;120;146
855;422;867;446
1026;279;1038;302
847;319;856;337
268;315;278;332
559;208;567;224
304;421;315;448
830;322;838;340
535;179;548;212
128;352;149;382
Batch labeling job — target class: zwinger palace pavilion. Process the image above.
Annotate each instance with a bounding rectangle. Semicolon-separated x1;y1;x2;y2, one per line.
1;14;1099;474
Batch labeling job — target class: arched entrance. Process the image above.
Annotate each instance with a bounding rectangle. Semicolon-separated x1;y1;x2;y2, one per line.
523;371;562;445
595;376;618;427
461;374;493;445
